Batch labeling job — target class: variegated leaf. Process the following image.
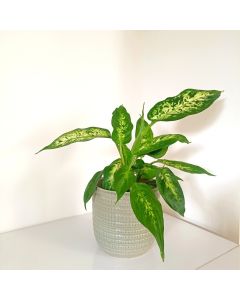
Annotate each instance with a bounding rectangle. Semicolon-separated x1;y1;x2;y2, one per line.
84;170;103;209
36;127;111;153
102;159;122;191
111;105;133;145
130;183;165;260
139;163;160;180
175;175;183;181
158;159;214;176
134;134;190;156
148;89;222;122
157;167;185;216
113;165;136;201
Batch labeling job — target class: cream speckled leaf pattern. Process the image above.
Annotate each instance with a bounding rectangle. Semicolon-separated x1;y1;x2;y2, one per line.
102;159;121;190
130;183;165;260
37;86;219;260
36;127;111;153
148;89;222;122
157;167;185;216
135;134;190;156
113;165;136;201
111;105;133;145
158;159;214;176
139;163;160;180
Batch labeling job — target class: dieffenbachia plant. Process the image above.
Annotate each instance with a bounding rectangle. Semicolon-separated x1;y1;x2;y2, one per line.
37;88;222;261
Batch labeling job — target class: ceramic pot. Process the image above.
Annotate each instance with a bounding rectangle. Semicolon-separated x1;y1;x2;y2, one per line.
92;186;154;257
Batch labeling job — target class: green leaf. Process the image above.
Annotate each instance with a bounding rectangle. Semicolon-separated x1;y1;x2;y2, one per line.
111;105;133;145
158;159;215;176
156;167;185;216
148;147;168;159
83;170;103;209
132;111;153;154
132;159;145;170
102;159;121;190
113;165;135;201
36;127;111;153
175;175;184;181
130;183;164;260
134;134;190;156
148;89;222;122
135;117;153;141
139;163;160;180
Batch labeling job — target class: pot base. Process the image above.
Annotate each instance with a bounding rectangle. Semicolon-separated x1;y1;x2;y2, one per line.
95;236;154;258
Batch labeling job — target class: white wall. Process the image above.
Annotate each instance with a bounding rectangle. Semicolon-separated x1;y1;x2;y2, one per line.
0;31;239;243
0;31;123;233
121;31;240;243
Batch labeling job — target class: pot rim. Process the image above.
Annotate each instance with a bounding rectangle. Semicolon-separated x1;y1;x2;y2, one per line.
95;184;158;195
95;185;126;195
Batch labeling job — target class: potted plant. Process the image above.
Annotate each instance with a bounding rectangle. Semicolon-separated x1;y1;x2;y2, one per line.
37;88;222;260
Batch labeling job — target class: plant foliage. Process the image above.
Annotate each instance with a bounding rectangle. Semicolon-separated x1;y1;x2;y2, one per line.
37;88;222;261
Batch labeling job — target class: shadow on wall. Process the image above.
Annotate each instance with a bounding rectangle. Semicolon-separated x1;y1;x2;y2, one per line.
173;98;225;134
161;176;239;243
187;177;239;243
153;96;239;243
167;144;204;161
152;99;224;161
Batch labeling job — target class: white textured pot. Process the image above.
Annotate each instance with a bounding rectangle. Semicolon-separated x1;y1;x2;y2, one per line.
92;186;154;258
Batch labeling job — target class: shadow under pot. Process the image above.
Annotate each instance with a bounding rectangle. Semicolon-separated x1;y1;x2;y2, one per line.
92;186;155;258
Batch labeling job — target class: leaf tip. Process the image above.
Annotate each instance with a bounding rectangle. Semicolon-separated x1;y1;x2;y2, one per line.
161;251;165;262
180;210;185;217
142;102;145;115
204;170;215;176
115;193;122;204
182;136;191;144
35;145;49;154
35;148;43;155
208;172;216;176
83;198;87;210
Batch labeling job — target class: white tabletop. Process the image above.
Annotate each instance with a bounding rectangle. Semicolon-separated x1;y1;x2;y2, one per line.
199;246;240;269
0;213;237;270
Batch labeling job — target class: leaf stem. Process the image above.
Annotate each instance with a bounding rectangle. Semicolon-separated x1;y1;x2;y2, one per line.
150;159;162;165
119;144;125;165
149;121;156;127
150;160;159;165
